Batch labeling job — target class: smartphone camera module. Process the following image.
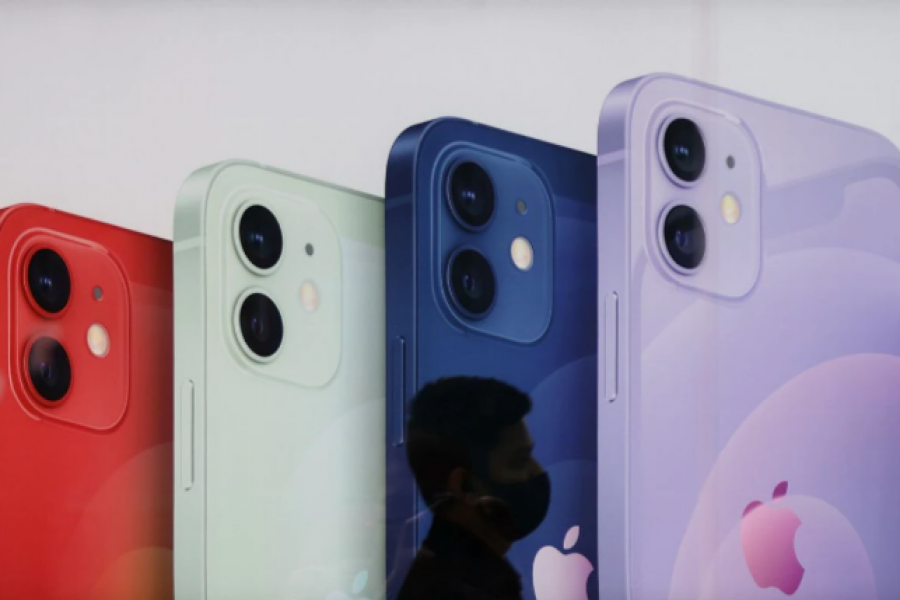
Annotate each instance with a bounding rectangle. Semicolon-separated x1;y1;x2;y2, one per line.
27;248;71;314
650;106;761;298
447;248;496;318
238;204;283;271
448;162;495;229
662;204;706;270
662;118;706;184
27;337;72;403
238;291;284;359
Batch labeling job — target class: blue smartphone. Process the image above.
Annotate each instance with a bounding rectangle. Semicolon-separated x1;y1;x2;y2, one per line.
385;118;598;600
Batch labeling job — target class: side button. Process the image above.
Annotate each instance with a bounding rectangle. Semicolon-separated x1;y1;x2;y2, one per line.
390;337;406;447
605;293;618;402
181;380;194;490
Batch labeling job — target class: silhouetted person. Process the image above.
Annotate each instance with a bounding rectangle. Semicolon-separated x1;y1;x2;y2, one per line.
396;377;550;600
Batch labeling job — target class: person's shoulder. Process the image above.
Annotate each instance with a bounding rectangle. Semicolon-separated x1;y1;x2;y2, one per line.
396;551;444;598
398;579;493;600
396;550;484;600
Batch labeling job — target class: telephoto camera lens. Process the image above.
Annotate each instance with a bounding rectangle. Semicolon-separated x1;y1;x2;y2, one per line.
239;205;283;271
28;337;72;402
448;162;496;229
238;292;284;358
448;248;497;317
663;118;706;183
663;205;706;270
27;249;71;314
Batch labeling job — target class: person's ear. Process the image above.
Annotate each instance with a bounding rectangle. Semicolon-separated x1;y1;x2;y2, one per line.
447;467;477;505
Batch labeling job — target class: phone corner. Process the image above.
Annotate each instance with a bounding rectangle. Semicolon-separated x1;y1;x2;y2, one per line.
599;73;693;157
861;124;900;157
0;203;48;232
387;117;477;191
174;159;262;246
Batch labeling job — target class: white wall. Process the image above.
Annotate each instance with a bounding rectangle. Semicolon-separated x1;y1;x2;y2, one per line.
1;0;898;239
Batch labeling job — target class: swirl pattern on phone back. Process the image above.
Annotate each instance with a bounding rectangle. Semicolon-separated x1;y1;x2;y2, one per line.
173;162;385;600
385;119;598;600
0;205;173;599
597;74;900;600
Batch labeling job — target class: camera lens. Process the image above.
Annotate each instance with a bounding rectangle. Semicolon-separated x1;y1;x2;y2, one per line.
663;118;705;183
238;292;283;358
448;249;496;317
239;205;283;271
448;162;495;229
28;337;72;403
663;205;706;270
27;249;71;314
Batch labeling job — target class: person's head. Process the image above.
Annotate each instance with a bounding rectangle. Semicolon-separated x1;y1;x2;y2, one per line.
406;376;550;548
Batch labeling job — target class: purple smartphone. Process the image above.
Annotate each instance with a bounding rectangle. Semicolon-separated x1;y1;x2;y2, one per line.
597;73;900;600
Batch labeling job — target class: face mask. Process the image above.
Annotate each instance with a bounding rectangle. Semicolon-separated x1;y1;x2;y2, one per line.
478;471;551;541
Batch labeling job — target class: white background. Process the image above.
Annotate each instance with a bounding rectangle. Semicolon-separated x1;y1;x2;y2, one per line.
1;0;899;240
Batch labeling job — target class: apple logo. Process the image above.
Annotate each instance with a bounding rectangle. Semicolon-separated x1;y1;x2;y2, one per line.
666;354;890;600
323;569;371;600
533;526;594;600
741;481;804;595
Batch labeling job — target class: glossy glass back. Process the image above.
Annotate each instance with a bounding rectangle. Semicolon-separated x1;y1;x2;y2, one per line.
597;74;900;600
174;162;385;599
386;119;598;600
0;204;173;599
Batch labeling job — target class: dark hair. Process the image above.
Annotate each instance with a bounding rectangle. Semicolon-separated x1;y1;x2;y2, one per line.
406;376;532;506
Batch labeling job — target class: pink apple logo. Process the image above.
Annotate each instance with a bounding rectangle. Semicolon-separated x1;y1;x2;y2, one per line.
741;481;805;595
533;526;594;600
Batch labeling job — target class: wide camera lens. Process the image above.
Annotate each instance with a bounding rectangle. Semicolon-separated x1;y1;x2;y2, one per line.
239;292;283;358
239;205;283;271
28;337;72;402
27;249;71;314
663;118;705;183
663;205;706;270
449;162;495;229
448;249;496;317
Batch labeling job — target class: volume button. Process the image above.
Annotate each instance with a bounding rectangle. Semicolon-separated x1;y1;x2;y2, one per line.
390;337;406;447
604;293;618;402
181;380;194;490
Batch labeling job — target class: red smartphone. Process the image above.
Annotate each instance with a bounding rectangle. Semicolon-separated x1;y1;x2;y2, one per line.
0;204;173;599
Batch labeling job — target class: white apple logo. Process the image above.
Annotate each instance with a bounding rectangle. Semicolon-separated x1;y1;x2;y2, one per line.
533;526;594;600
323;569;370;600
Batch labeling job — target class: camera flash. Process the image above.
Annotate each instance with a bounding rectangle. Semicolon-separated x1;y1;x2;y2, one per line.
511;237;534;271
721;193;741;224
299;281;319;312
87;323;109;358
